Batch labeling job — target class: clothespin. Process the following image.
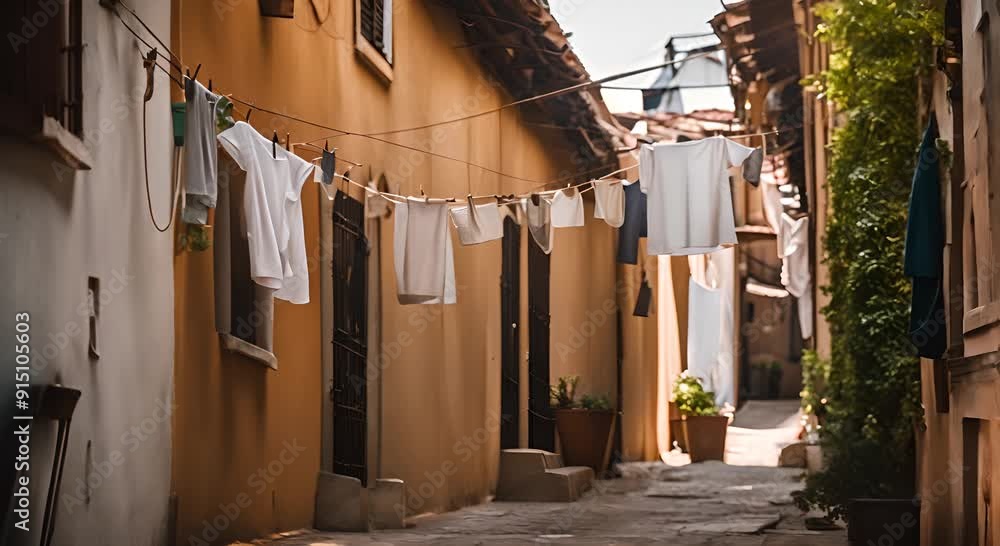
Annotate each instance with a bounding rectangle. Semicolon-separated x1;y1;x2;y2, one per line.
324;140;329;152
285;132;290;151
419;185;428;203
208;79;213;92
272;131;279;159
192;63;202;81
245;108;253;123
142;48;158;103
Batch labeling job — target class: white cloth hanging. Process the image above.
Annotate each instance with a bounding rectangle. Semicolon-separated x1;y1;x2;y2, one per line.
393;198;456;305
779;213;813;339
550;187;584;228
686;248;736;408
640;136;755;255
525;195;554;254
592;179;625;228
449;201;503;245
217;121;314;304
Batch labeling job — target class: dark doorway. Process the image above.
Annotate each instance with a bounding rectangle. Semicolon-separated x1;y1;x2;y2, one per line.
527;239;555;452
331;191;368;486
500;217;521;450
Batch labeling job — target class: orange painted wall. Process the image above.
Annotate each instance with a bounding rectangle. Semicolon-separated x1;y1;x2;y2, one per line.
171;0;618;543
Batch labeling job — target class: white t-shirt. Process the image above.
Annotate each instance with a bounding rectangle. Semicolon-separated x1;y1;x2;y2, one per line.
550;187;584;228
592;179;625;228
217;121;314;304
640;136;755;255
449;201;503;245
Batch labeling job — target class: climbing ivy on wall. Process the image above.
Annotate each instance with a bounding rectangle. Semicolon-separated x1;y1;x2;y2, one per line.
796;0;942;519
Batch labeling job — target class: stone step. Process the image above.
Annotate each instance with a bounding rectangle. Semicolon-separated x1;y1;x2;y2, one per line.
495;449;593;502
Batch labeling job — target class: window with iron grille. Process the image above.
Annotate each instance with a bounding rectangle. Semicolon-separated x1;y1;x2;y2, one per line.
357;0;392;63
2;0;84;137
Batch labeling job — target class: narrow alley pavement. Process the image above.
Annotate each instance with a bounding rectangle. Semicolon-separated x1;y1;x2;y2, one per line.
234;461;845;545
235;402;842;546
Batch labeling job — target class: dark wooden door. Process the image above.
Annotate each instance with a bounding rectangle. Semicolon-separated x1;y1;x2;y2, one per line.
331;191;368;485
500;217;520;450
527;239;554;452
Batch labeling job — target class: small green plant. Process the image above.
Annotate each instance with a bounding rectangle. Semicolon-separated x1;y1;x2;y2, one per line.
671;373;719;416
580;394;611;411
550;375;579;409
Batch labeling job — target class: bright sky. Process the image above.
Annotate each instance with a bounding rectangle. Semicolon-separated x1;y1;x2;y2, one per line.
548;0;735;114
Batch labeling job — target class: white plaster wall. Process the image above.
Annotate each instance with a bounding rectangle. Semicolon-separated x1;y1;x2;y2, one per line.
0;1;174;544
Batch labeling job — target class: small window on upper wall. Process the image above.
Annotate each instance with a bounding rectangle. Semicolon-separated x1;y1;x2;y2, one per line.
355;0;393;82
0;0;89;169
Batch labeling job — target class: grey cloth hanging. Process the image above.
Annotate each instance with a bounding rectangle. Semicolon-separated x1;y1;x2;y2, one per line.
320;149;336;185
742;147;764;186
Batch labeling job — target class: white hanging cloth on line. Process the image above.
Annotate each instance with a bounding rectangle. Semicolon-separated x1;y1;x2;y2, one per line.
449;201;503;245
686;248;736;408
779;213;813;339
393;198;456;305
550;187;584;228
592;179;625;228
639;135;756;256
217;121;314;304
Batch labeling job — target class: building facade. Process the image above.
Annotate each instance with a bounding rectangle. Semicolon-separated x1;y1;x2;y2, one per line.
1;1;176;545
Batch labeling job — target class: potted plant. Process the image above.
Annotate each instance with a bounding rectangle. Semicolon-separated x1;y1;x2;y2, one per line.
550;376;616;475
672;373;727;462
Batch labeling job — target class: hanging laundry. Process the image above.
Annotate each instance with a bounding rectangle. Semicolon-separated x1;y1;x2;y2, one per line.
393;198;456;305
320;149;336;185
742;147;764;186
593;179;625;228
550;187;584;228
639;136;756;255
686;248;737;407
449;201;503;245
365;181;391;219
616;180;647;264
779;213;813;339
633;274;652;317
526;194;554;254
182;77;221;225
903;117;946;358
217;121;314;304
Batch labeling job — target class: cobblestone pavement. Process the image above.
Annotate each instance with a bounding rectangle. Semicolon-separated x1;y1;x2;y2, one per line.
236;461;846;546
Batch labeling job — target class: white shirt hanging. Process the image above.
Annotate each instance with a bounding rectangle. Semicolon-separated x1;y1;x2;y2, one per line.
592;179;625;228
639;136;756;255
393;198;456;305
779;213;812;339
217;121;314;304
550;187;584;228
449;201;503;245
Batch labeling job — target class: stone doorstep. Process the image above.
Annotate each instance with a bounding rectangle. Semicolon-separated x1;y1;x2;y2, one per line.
314;473;410;532
371;478;407;530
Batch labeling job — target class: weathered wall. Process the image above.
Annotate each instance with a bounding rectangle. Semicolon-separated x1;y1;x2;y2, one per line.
172;0;618;541
0;1;175;545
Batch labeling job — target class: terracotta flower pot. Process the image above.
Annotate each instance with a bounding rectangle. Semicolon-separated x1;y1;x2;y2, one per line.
681;414;728;462
554;408;616;474
847;498;920;546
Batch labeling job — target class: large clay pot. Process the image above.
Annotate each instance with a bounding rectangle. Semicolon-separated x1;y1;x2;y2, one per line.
554;408;616;474
847;498;920;546
682;415;728;462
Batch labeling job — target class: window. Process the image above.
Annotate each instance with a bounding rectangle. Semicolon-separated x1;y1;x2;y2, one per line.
214;156;277;370
355;0;393;82
1;0;89;169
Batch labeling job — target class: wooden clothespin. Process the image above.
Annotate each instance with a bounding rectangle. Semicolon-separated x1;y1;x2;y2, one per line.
142;48;158;103
208;79;213;92
324;140;329;152
192;63;202;81
285;132;290;151
419;185;429;203
245;107;253;123
272;131;279;159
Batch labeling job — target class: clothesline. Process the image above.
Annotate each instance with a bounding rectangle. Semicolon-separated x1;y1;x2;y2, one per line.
113;4;723;186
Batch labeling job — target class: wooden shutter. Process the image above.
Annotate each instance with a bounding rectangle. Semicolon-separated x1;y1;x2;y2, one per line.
359;0;386;57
